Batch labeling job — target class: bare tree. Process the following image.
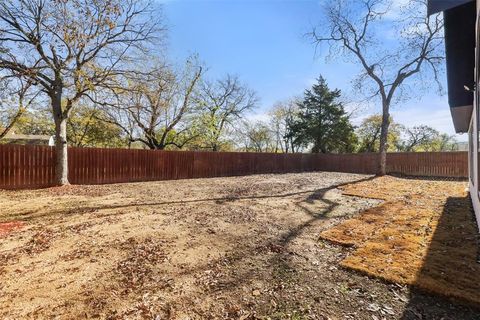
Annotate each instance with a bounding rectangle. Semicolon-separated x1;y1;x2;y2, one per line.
0;0;161;184
398;125;437;151
268;99;300;153
237;120;275;152
66;103;125;148
104;60;203;149
398;125;457;151
195;75;258;151
311;0;444;174
435;133;458;151
99;106;138;149
0;75;40;139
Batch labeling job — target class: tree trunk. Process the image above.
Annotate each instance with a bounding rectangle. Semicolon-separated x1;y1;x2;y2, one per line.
53;95;69;185
378;104;390;176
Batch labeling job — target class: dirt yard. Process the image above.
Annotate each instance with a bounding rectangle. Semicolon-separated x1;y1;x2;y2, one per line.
0;172;478;319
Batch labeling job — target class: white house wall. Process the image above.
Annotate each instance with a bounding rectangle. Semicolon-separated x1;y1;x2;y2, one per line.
470;0;480;231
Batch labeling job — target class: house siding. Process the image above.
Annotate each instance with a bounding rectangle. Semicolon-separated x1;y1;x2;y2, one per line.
469;0;480;231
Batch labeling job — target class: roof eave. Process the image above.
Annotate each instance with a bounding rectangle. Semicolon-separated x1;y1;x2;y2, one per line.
428;0;474;15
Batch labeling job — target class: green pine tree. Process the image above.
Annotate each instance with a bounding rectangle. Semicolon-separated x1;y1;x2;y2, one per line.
288;76;357;153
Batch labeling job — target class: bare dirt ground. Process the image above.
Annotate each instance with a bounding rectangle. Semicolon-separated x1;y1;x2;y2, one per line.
0;172;478;319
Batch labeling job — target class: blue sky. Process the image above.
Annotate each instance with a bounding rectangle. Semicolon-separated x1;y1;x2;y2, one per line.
162;0;465;141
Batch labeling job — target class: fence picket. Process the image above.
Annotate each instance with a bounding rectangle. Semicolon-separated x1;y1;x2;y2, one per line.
0;145;469;189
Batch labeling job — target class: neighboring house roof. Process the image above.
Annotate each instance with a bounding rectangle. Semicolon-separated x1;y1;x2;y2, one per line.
2;133;54;146
427;0;475;133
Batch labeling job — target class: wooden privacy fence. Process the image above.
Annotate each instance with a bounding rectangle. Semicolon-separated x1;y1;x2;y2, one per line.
0;144;468;189
386;152;468;178
317;152;469;178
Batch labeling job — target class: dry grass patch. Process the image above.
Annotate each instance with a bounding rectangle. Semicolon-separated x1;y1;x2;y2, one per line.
320;176;480;306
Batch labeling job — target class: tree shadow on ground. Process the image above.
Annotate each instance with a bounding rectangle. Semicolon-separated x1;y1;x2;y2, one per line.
277;188;340;246
5;176;376;223
92;176;375;318
401;195;480;319
2;176;376;315
152;183;348;317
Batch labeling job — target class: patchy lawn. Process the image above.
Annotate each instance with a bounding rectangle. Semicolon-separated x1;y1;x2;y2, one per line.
0;172;478;319
321;176;480;307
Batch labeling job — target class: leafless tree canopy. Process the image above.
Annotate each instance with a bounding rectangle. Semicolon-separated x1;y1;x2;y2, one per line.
0;0;161;104
103;59;203;150
0;0;163;184
310;0;444;174
313;0;444;102
0;75;40;138
268;99;301;153
398;125;457;151
194;75;258;151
